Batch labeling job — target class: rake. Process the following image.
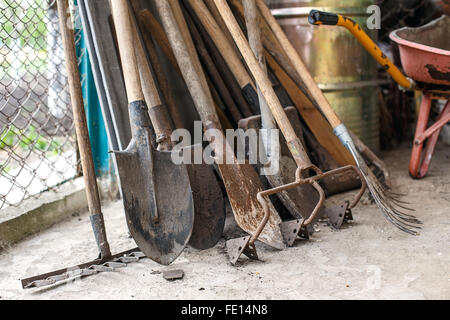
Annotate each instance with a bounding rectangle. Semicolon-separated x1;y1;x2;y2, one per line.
254;0;422;235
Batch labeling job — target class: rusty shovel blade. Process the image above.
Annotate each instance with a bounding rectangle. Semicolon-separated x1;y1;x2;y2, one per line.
114;101;194;266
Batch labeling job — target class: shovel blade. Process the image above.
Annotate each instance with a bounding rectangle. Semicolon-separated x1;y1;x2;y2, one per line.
218;162;285;249
115;135;194;265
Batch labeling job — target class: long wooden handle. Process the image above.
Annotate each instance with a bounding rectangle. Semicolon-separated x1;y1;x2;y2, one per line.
185;11;243;124
138;16;182;130
255;0;341;129
215;0;312;168
243;0;275;131
130;5;172;150
187;0;254;91
155;0;220;129
110;0;143;103
57;0;110;258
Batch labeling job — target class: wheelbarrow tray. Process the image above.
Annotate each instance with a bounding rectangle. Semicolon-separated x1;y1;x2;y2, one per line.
390;15;450;86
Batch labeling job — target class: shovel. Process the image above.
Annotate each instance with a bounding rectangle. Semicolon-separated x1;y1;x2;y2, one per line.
154;1;285;256
110;0;194;265
129;3;226;251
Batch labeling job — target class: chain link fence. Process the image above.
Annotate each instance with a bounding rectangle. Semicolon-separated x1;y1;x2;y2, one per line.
0;0;83;209
378;0;443;42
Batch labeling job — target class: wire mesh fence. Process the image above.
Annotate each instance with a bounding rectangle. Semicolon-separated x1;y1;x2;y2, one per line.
378;0;444;42
0;0;83;209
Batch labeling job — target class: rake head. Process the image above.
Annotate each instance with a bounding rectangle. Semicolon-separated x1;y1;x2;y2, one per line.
336;124;422;235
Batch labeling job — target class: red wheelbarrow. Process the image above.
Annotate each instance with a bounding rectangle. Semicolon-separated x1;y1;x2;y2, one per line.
309;12;450;178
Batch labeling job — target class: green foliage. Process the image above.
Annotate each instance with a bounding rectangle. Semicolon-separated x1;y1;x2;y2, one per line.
1;125;63;155
0;0;50;77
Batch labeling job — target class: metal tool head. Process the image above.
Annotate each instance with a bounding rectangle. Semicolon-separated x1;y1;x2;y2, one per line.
238;107;320;221
218;161;285;250
114;102;194;265
226;236;258;265
322;201;353;230
280;219;308;247
187;160;226;250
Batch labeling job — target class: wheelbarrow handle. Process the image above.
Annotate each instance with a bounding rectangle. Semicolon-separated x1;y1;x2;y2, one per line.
308;10;415;90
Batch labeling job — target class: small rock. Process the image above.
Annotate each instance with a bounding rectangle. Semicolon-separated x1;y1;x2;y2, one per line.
163;269;184;281
151;270;161;275
199;288;205;291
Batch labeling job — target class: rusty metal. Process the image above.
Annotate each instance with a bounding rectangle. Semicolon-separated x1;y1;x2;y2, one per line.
256;165;366;246
238;107;320;220
226;236;258;265
186;158;226;249
110;0;195;266
214;0;368;264
280;219;309;247
130;1;226;251
322;201;353;230
21;249;145;289
156;0;286;251
113;101;194;265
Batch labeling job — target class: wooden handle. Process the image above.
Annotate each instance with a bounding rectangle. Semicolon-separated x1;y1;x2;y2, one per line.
129;6;173;150
265;53;356;166
138;15;182;130
155;0;220;129
110;0;143;102
243;0;275;131
255;0;341;129
132;24;161;107
185;11;243;124
139;9;181;75
203;0;238;50
215;0;312;168
187;0;254;90
57;0;110;257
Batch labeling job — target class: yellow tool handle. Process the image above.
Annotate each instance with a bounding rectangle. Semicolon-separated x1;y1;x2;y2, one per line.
309;10;414;90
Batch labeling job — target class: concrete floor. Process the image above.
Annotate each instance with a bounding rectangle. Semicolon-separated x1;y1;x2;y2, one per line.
0;143;449;300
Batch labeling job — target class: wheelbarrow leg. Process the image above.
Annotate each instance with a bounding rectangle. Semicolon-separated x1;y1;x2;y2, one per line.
417;100;450;178
410;95;449;178
409;94;433;178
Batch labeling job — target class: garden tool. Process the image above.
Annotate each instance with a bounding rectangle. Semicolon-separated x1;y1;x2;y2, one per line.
184;0;260;114
130;3;226;251
309;11;449;180
241;0;319;223
21;0;145;289
215;0;367;253
252;1;421;235
228;0;387;181
110;0;194;265
154;0;286;256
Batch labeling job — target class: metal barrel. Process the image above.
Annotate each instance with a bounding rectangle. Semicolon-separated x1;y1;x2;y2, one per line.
269;0;381;153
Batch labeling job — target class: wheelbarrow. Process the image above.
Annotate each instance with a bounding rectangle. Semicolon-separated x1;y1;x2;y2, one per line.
309;12;450;179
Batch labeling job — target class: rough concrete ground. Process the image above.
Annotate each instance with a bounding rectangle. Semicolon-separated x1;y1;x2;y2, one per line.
0;143;449;300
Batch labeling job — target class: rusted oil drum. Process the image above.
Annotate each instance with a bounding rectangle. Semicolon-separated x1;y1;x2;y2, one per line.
269;0;381;152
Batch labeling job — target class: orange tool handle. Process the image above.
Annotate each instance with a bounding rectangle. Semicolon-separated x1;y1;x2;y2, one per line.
308;10;414;90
